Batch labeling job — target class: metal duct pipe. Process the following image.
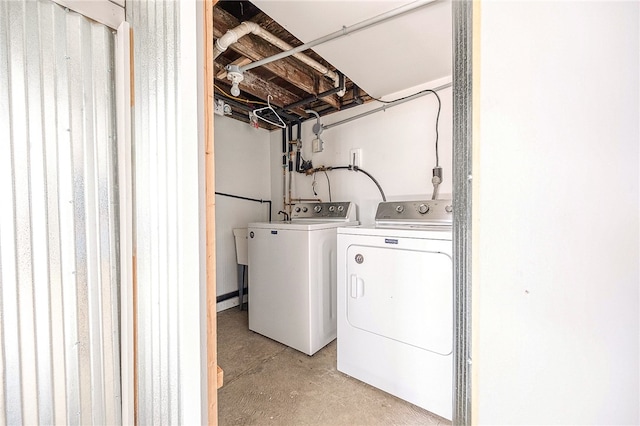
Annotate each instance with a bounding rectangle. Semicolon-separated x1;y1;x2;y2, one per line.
240;0;436;73
216;21;345;95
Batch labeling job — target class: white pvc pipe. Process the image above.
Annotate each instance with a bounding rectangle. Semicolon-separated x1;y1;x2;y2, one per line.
213;21;256;59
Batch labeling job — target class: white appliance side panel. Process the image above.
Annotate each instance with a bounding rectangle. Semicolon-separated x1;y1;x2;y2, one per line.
308;230;338;353
345;243;453;355
248;227;311;353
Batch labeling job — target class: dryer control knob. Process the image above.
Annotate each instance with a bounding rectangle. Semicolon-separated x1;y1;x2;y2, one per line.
329;206;336;212
337;205;344;212
294;207;301;213
395;205;404;213
445;205;453;213
302;207;308;213
418;204;430;214
313;205;322;213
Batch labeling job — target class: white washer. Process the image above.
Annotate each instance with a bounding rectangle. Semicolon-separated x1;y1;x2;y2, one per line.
337;199;453;420
248;202;359;356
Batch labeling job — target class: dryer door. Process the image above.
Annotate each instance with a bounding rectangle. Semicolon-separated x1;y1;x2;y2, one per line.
345;238;453;355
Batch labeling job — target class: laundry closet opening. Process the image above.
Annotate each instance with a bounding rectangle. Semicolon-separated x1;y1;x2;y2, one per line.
211;0;458;423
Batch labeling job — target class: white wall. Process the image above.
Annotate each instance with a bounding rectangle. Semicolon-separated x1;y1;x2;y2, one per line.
215;115;271;309
474;2;639;424
270;78;453;225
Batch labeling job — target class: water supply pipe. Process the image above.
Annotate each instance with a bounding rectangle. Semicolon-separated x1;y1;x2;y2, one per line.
282;128;287;213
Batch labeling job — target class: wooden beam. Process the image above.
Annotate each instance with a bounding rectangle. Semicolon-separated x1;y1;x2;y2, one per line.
213;7;341;110
214;62;309;118
205;0;219;424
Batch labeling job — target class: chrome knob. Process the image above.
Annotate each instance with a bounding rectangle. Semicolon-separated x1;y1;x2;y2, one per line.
418;204;429;214
302;207;308;213
295;207;301;213
313;205;322;213
337;205;344;212
395;205;404;213
329;206;336;212
445;205;453;213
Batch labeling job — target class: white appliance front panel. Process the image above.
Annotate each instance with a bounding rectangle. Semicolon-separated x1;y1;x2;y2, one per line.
337;231;453;420
248;226;340;355
249;227;311;353
345;243;453;355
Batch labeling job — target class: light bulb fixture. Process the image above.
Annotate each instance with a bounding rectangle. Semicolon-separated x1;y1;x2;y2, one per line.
226;64;244;97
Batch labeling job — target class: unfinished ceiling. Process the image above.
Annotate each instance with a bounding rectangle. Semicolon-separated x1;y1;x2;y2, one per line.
213;0;452;129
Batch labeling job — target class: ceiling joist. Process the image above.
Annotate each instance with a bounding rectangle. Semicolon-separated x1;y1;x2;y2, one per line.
214;61;309;119
213;6;341;110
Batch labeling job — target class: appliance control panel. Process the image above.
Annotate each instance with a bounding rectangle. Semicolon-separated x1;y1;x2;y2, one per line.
375;199;452;224
291;202;356;221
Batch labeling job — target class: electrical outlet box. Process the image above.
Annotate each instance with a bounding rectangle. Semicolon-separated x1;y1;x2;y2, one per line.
312;137;323;153
214;99;225;116
214;99;232;116
350;148;362;168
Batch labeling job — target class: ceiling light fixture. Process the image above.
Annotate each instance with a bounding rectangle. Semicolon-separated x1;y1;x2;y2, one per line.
226;64;244;97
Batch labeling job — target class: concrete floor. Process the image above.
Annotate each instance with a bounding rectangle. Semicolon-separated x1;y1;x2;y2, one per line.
217;307;450;425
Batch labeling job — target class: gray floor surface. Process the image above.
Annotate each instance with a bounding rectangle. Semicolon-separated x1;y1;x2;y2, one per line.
217;307;450;426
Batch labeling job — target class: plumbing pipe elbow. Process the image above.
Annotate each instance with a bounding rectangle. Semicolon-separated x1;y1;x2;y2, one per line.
215;32;236;54
214;21;260;58
243;21;261;35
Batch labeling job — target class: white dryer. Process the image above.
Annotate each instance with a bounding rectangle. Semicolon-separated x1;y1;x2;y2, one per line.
337;199;453;420
248;202;358;356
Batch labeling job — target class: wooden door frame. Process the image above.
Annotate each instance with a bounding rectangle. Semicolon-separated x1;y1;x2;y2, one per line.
205;0;221;424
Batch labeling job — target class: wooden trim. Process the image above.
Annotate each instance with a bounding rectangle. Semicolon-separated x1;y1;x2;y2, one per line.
206;0;220;424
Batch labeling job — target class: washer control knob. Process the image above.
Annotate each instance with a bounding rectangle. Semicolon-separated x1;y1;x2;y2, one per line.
395;205;404;213
329;205;336;212
337;205;345;212
302;207;308;213
418;204;430;214
445;205;453;213
313;205;322;213
294;207;301;213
